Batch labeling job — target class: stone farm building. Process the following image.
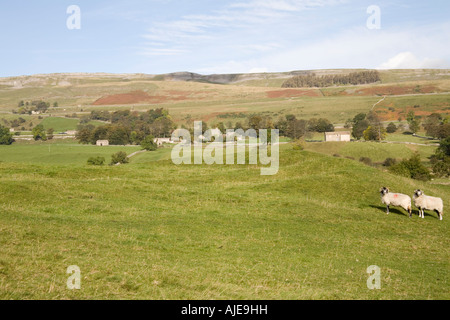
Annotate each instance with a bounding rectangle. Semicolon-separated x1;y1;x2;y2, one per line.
324;132;351;142
96;140;109;146
154;138;174;146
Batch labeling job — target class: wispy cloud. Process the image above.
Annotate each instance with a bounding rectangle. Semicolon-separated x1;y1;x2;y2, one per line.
230;0;345;12
139;48;189;56
138;0;344;59
193;21;450;74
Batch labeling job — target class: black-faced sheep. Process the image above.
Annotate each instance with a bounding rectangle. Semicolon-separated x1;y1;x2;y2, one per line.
379;187;412;217
413;190;444;220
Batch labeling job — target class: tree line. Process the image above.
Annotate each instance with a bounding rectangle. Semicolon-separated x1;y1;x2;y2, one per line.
282;71;381;88
14;100;57;114
76;108;176;145
204;114;334;141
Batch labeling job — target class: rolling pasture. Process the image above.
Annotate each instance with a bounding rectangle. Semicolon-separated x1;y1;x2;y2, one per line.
0;69;449;128
0;69;449;300
0;143;449;299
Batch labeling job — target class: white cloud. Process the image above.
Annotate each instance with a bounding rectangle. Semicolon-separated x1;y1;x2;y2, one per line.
192;23;450;74
137;2;450;74
378;52;448;69
139;0;343;56
230;0;345;12
139;48;188;56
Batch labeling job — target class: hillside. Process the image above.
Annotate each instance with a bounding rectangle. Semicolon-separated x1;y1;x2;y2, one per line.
0;146;448;299
0;69;449;130
0;68;448;300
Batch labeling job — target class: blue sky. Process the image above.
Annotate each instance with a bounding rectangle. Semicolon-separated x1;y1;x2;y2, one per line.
0;0;449;77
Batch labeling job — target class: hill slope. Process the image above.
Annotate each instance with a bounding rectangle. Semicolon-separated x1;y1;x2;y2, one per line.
0;147;448;299
0;69;449;127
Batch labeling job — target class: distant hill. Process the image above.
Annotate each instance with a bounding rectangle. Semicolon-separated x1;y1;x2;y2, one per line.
1;68;449;88
0;69;448;126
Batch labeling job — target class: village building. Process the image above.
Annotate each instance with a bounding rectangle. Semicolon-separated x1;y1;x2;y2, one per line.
324;131;351;142
96;140;109;146
154;137;173;146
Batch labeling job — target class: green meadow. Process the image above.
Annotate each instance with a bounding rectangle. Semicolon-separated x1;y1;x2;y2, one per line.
0;69;448;300
304;140;437;163
0;143;448;299
0;142;141;165
39;117;105;133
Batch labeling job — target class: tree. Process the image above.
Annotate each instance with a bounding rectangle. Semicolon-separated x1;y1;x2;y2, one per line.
406;111;421;134
353;113;366;123
91;125;109;144
248;115;263;131
432;158;450;178
32;124;47;141
141;135;157;151
430;137;450;178
389;153;431;181
308;118;334;133
350;113;370;140
437;123;450;139
352;119;369;140
0;125;13;145
286;119;308;139
150;117;176;137
110;151;129;165
437;137;450;157
386;122;397;133
423;113;442;138
90;110;110;121
215;122;226;133
275;117;288;136
363;125;387;141
76;125;95;144
33;101;50;113
106;124;130;145
234;121;244;130
46;128;54;140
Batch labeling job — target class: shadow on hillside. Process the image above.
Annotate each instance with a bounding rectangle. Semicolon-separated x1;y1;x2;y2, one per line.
369;204;410;217
370;204;439;219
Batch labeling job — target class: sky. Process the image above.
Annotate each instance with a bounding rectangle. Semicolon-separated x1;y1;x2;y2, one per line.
0;0;449;77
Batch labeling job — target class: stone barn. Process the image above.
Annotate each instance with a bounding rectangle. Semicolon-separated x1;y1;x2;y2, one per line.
324;132;351;142
96;140;109;146
154;138;173;146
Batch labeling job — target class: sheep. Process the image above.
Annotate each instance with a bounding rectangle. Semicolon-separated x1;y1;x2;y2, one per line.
413;190;444;220
379;187;412;217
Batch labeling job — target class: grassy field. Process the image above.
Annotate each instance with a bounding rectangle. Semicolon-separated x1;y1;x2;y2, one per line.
39;117;105;133
0;141;141;165
0;143;448;300
0;69;448;300
304;141;437;163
